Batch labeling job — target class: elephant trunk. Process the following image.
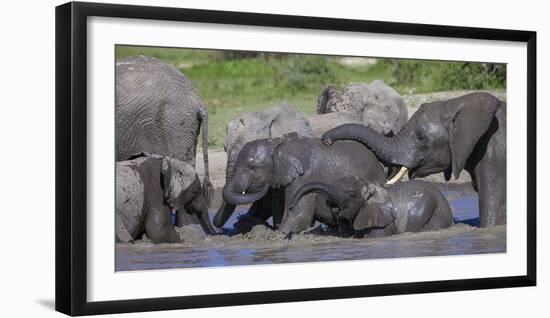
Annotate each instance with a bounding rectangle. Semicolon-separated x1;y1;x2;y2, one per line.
213;201;237;228
222;182;270;205
289;182;347;210
321;123;415;168
197;209;217;235
188;196;217;235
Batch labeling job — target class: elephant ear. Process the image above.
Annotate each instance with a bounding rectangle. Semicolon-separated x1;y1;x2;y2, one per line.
161;157;196;203
316;85;337;114
445;94;499;179
353;201;395;231
273;140;311;188
354;183;394;230
273;154;304;188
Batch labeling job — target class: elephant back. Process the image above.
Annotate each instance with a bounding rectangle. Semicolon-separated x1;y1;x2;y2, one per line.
116;56;202;105
115;56;206;163
316;80;408;135
224;102;312;179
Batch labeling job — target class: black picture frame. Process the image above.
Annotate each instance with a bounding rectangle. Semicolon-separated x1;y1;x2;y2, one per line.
55;1;537;316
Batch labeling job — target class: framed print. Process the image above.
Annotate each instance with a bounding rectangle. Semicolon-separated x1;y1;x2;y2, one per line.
55;1;536;316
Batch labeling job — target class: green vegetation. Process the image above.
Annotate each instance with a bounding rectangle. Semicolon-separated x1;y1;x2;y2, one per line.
116;45;506;149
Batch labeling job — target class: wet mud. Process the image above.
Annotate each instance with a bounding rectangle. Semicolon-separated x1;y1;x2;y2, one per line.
115;187;506;271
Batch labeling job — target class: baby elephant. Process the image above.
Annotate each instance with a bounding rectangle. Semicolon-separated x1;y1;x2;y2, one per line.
116;152;216;243
289;177;453;237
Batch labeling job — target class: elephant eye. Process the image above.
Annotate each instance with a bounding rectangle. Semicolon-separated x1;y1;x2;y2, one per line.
417;132;428;145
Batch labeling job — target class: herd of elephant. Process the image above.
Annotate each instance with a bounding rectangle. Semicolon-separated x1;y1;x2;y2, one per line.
115;55;506;244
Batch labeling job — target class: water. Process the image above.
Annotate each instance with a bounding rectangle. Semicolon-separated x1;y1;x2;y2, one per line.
115;189;506;271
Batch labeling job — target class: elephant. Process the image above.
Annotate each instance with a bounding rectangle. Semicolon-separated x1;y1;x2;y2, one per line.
217;133;386;234
289;176;454;237
115;56;212;210
215;103;391;232
115;153;216;243
317;80;408;135
322;92;506;227
215;103;313;231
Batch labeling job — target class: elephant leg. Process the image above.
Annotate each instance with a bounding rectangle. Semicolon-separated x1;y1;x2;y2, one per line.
271;188;285;228
233;195;273;234
361;224;395;238
278;193;316;234
145;207;181;243
313;195;335;227
175;207;200;227
246;190;274;222
475;164;506;227
115;211;134;242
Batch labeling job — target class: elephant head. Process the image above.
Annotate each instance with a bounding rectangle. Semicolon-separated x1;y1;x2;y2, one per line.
214;104;312;228
215;134;312;227
322;92;500;182
160;156;217;235
289;176;395;231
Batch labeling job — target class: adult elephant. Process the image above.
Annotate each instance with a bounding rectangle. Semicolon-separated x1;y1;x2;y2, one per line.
322;92;506;227
218;134;385;234
115;56;212;208
290;177;453;237
317;80;408;135
116;153;216;243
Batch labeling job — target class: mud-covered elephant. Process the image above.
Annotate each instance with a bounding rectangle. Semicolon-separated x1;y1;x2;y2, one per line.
116;153;216;243
215;103;388;232
290;176;453;237
317;80;408;135
214;103;312;231
217;134;385;234
115;56;212;207
322;92;506;227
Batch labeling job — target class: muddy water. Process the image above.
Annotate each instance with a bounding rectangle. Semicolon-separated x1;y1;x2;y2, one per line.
115;189;506;271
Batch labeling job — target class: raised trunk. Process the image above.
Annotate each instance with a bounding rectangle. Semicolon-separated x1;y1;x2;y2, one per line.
222;183;270;205
322;123;412;167
289;182;347;210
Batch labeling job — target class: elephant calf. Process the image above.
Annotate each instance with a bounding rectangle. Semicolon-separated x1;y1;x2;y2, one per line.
289;177;454;237
116;153;216;243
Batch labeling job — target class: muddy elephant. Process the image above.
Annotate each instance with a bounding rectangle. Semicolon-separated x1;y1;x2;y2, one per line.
215;103;312;231
116;153;216;243
217;134;385;234
216;103;390;232
322;92;506;227
115;56;212;207
290;176;453;237
317;80;408;135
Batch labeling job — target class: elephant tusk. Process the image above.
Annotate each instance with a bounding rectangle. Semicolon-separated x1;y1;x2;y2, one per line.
386;166;408;185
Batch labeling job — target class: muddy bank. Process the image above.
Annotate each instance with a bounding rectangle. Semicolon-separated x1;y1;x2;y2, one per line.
115;188;505;271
